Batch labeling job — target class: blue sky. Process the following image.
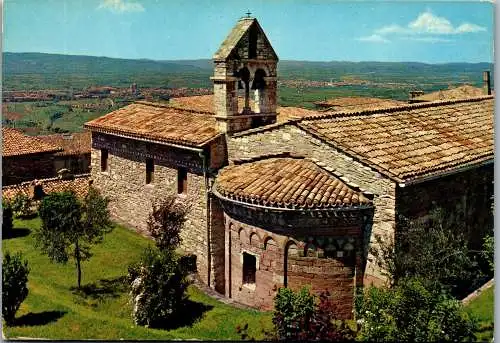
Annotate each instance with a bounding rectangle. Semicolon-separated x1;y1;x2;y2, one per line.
4;0;494;63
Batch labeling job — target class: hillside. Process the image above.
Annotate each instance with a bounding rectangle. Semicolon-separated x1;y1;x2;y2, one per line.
3;52;493;94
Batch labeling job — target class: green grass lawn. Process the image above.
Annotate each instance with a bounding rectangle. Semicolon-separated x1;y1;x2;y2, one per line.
2;217;272;340
466;284;494;342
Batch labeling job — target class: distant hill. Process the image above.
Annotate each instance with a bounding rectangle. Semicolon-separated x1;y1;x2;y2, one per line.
2;52;493;92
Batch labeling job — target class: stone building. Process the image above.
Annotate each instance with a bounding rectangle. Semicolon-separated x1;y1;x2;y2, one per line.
38;132;91;174
2;128;91;185
84;17;494;315
2;128;62;185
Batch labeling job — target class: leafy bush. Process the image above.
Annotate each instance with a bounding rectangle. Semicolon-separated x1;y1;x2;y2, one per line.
272;287;355;341
127;247;196;328
481;234;494;273
11;193;33;218
2;199;14;236
357;277;477;342
147;196;190;251
273;287;315;340
371;208;487;297
2;252;30;325
309;291;357;341
128;196;195;328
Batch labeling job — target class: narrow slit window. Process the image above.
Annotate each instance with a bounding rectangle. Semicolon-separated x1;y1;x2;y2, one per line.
243;252;256;284
100;149;108;172
146;158;154;184
177;167;187;194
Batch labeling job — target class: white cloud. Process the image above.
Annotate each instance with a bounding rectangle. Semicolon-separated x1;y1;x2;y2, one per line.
359;10;486;44
375;11;486;36
357;34;390;43
98;0;144;13
408;36;453;43
375;24;408;35
455;23;487;33
408;11;455;34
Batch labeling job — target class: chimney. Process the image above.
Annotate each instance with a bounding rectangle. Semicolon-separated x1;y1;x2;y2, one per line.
483;71;491;95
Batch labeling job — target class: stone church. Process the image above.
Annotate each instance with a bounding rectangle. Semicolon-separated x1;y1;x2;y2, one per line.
85;17;494;317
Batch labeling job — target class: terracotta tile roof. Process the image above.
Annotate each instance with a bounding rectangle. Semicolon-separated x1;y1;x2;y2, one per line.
37;132;91;156
412;85;490;102
298;96;494;183
2;174;91;201
277;106;321;123
170;94;318;123
215;155;371;209
314;97;407;111
2;128;62;157
84;102;221;147
168;95;216;114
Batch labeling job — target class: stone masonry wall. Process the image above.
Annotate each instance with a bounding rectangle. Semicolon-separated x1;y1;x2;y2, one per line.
90;132;211;284
396;164;494;249
3;153;56;185
225;213;363;318
228;125;396;285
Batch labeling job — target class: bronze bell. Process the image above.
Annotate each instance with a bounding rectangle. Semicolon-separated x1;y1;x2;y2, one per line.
252;79;265;90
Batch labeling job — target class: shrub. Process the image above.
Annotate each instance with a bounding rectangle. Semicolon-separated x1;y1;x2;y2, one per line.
273;287;315;340
481;234;494;273
128;196;195;328
357;277;477;342
127;247;196;328
2;199;14;236
147;196;190;251
11;193;33;218
309;291;357;341
371;208;486;297
272;287;356;341
2;252;30;325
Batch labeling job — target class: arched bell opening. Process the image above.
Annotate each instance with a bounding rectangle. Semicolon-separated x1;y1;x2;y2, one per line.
252;68;267;114
235;67;251;114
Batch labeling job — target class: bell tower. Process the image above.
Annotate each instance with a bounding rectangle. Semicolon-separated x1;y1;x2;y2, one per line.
211;16;278;135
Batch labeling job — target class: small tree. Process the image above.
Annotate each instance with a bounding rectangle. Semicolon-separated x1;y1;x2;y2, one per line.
128;196;195;328
147;196;191;251
2;199;14;236
2;252;29;325
35;188;111;288
357;277;477;342
128;247;196;327
371;208;485;296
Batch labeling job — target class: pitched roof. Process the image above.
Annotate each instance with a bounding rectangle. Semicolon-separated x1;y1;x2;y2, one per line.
412;85;489;102
84;102;221;147
2;128;62;157
37;132;91;156
168;95;215;113
314;97;407;111
213;17;278;61
276;106;321;123
2;174;90;200
215;155;371;209
298;96;494;183
169;94;319;123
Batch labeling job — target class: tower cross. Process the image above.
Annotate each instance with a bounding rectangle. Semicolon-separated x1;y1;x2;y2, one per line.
245;10;251;18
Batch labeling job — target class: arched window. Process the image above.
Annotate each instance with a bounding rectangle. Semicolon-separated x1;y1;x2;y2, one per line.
252;69;267;90
236;67;251;113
